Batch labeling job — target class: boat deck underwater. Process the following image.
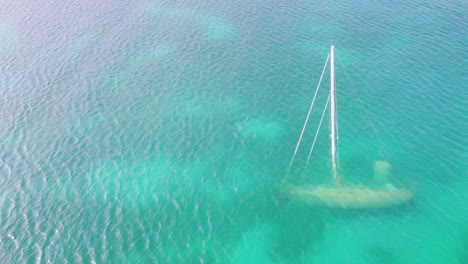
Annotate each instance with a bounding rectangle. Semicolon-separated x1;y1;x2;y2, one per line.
284;183;414;209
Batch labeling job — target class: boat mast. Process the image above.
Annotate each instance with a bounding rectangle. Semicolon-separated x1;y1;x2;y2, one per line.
330;45;340;185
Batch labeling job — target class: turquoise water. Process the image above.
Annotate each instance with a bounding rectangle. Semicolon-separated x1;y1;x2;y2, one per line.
1;0;467;263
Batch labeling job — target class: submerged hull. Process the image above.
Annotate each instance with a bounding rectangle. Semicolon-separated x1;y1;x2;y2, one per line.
284;184;414;209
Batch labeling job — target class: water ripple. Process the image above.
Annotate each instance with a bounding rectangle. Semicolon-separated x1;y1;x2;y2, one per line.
0;0;467;262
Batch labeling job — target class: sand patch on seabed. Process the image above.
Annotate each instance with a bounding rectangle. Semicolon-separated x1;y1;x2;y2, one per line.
142;5;236;41
81;155;211;209
162;90;245;123
236;119;285;143
114;152;270;263
95;42;179;96
125;44;177;67
60;32;101;60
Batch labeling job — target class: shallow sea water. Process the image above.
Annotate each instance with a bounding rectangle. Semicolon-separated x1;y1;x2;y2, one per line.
0;0;467;263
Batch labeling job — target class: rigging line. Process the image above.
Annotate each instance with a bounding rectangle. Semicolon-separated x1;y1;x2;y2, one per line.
336;53;389;160
334;87;340;169
305;94;331;167
332;63;340;169
285;54;330;176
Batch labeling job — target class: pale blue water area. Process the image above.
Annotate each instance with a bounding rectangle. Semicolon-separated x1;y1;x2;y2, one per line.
1;0;467;263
